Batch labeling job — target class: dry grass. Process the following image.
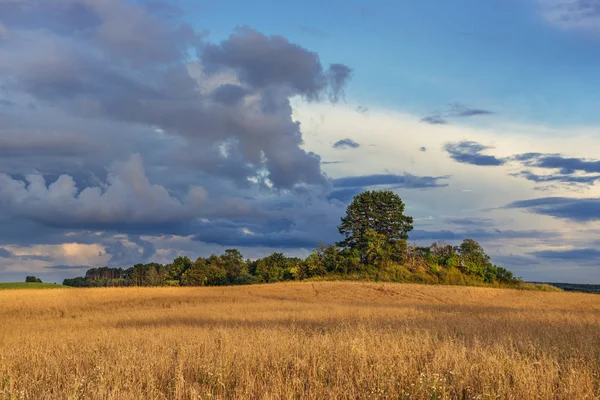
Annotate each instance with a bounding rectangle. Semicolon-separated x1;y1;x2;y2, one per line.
0;282;598;399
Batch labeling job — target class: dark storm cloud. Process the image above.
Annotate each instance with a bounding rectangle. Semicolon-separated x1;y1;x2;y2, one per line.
0;130;98;158
192;222;321;249
409;230;458;241
0;0;196;65
530;248;600;266
188;198;345;249
507;152;600;187
0;4;356;276
410;229;559;241
420;114;448;125
329;174;449;203
491;255;541;267
444;217;495;227
440;142;600;187
444;141;507;166
514;153;600;174
0;0;102;35
511;170;600;185
0;247;12;258
202;26;351;102
332;139;360;149
506;197;600;222
0;154;209;227
210;84;250;106
103;235;156;266
333;173;449;189
16;254;53;262
448;103;494;117
0;3;352;190
327;188;364;203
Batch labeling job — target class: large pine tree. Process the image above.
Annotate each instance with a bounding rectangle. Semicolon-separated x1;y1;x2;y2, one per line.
337;190;413;254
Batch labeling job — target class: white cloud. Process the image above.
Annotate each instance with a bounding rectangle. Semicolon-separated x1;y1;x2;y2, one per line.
0;154;208;226
0;243;110;273
293;100;600;280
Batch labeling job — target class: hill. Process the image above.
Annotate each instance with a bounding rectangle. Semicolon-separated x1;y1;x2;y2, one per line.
537;282;600;294
0;282;68;290
0;282;598;399
61;239;531;290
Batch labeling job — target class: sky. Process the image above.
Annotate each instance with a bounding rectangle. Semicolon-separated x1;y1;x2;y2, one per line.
0;0;599;284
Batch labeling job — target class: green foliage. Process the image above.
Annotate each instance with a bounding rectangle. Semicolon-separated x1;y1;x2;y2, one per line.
338;190;413;264
253;253;290;283
0;282;66;290
457;239;491;277
302;243;342;278
363;230;390;268
25;276;42;283
181;256;227;286
62;277;89;287
61;191;528;291
430;241;458;267
338;248;362;274
495;266;517;284
445;254;462;270
166;256;192;281
221;249;253;284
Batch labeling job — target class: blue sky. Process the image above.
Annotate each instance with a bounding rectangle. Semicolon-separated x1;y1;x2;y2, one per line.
198;0;600;126
0;0;599;284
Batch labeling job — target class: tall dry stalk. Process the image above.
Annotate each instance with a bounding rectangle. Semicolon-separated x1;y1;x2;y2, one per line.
0;282;598;399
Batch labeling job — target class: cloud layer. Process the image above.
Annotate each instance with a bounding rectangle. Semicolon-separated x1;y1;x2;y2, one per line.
444;141;506;166
0;1;352;190
0;154;207;227
0;0;357;279
1;0;599;285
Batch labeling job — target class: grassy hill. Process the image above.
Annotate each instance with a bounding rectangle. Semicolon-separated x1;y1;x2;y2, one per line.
0;282;68;290
0;281;598;399
538;282;600;294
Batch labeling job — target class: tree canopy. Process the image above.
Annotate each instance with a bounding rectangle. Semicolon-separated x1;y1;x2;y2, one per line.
62;190;525;290
338;190;413;262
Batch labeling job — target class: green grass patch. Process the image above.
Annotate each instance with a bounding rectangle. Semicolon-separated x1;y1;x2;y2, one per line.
0;282;68;290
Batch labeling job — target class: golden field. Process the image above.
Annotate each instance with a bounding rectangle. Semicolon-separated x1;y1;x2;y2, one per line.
0;282;598;399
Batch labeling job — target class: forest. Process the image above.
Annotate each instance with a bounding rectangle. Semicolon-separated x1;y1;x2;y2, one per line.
63;190;522;288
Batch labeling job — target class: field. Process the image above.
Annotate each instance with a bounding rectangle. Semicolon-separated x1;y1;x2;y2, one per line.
0;282;598;399
0;282;67;290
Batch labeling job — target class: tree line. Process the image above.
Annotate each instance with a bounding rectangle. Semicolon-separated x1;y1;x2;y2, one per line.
63;190;520;288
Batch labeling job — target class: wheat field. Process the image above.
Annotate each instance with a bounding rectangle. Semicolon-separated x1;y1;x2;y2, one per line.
0;282;598;399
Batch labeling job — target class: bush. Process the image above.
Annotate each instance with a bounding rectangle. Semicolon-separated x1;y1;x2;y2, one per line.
25;276;42;283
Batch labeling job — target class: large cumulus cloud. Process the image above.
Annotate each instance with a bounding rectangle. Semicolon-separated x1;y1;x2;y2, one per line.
0;0;360;277
0;0;352;190
0;154;207;226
